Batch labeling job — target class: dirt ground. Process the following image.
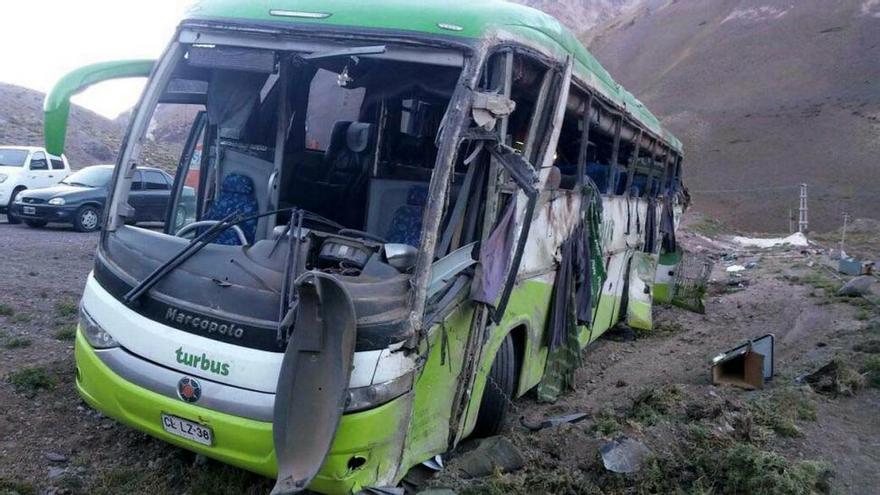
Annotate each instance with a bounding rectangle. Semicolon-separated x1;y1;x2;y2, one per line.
1;216;878;495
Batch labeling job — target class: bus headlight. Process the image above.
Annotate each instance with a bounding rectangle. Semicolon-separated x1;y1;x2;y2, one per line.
345;372;413;413
79;306;119;349
48;197;66;206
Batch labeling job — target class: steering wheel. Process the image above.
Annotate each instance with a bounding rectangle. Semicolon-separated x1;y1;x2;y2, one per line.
176;221;249;246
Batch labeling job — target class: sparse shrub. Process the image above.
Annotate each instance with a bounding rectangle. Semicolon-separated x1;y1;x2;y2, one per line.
592;410;623;436
0;304;14;317
630;385;683;425
0;476;36;495
10;313;31;324
7;366;56;397
863;356;880;389
3;337;32;349
854;340;880;354
55;300;78;318
54;326;77;341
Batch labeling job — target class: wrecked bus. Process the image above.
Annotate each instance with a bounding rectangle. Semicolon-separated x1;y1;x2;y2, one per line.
46;1;685;493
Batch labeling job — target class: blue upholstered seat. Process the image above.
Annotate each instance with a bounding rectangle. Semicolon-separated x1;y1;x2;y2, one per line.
204;174;259;245
385;185;429;247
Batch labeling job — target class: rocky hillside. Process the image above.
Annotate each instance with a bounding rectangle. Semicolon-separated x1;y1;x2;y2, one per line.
517;0;642;31
586;0;880;232
0;83;124;167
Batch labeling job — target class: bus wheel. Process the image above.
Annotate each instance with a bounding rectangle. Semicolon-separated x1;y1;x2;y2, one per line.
472;334;516;437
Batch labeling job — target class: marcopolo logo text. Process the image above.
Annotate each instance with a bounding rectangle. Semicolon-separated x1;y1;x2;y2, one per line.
175;347;231;377
165;307;245;339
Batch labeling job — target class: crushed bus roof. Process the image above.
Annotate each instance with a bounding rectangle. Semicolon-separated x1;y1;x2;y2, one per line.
184;0;682;152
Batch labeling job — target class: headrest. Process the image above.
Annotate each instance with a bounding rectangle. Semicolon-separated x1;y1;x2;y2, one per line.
220;173;255;195
406;185;429;207
346;122;374;153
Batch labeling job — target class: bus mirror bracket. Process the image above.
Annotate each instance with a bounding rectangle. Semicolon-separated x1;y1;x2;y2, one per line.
43;59;155;157
471;91;516;131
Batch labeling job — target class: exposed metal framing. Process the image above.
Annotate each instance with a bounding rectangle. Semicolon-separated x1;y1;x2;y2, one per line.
577;93;594;188
608;114;622;194
624;129;643;195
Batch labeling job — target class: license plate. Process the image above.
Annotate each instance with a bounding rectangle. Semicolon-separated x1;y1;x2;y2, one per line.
22;206;35;215
161;414;213;446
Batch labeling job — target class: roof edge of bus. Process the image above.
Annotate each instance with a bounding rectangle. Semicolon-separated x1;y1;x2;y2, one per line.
182;0;683;154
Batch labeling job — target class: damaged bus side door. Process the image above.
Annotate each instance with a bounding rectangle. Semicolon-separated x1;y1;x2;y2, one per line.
447;49;574;446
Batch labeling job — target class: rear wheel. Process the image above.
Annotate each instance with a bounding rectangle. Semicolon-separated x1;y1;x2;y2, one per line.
74;205;101;233
25;220;48;228
472;334;516;437
6;188;24;224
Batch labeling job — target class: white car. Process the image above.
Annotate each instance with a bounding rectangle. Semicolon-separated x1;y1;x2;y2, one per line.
0;146;72;224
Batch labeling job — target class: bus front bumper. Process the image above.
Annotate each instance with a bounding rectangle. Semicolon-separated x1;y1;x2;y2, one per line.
74;330;410;493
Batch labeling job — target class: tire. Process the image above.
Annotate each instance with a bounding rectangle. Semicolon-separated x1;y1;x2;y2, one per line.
74;205;102;233
25;220;48;228
6;188;24;224
472;334;516;437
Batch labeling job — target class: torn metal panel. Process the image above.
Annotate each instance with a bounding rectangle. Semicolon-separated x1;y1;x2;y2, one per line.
272;273;357;494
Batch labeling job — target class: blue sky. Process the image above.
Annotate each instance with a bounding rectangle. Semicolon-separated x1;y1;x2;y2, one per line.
0;0;190;118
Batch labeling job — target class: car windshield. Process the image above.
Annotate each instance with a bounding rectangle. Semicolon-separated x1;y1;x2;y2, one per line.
0;148;29;167
62;167;113;188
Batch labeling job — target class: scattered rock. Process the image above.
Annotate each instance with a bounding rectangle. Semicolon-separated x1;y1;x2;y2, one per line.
47;466;67;480
805;360;865;397
837;276;874;297
45;452;68;463
600;436;653;474
453;436;524;478
616;379;628;388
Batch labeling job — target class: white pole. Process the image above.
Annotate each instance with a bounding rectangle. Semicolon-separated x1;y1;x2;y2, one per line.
798;184;808;233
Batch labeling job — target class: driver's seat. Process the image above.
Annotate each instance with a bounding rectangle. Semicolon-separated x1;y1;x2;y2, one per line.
204;174;259;245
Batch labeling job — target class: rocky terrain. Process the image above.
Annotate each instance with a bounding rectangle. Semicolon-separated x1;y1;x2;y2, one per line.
0;83;124;167
0;215;878;494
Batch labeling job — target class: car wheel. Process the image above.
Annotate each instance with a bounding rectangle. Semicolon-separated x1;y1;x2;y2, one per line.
6;188;24;224
25;220;48;228
74;205;102;233
472;334;516;437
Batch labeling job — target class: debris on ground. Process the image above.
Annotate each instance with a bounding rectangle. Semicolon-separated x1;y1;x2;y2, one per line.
600;436;653;474
451;437;524;479
803;360;865;397
731;232;809;248
520;413;589;432
837;276;874;297
839;258;874;276
726;265;747;273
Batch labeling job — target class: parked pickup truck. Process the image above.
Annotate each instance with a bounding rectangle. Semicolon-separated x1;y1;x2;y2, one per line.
0;146;71;224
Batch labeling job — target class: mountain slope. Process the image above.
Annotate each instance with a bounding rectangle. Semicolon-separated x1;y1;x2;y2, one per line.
0;83;124;167
587;0;880;231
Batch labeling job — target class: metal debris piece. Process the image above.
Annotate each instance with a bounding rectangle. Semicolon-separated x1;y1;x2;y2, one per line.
520;412;589;432
359;488;404;495
672;251;713;314
600;436;653;474
421;455;444;472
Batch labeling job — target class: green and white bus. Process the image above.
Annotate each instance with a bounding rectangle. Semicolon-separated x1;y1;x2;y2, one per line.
47;1;685;493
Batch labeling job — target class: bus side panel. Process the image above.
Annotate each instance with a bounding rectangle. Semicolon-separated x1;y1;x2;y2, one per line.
459;277;555;438
399;303;475;474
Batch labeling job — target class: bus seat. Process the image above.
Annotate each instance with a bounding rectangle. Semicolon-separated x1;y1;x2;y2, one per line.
586;162;610;191
321;122;375;226
204;174;259;245
385;185;429;247
217;147;274;240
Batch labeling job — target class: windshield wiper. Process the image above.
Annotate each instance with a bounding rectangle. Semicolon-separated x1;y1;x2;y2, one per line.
302;45;386;61
63;181;89;187
122;207;344;307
